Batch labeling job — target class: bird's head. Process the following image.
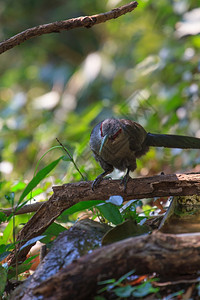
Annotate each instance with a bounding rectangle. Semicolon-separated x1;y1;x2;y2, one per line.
99;119;122;153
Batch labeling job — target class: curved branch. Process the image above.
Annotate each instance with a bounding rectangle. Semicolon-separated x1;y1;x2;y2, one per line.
1;202;43;217
0;1;138;54
7;172;200;266
3;172;200;217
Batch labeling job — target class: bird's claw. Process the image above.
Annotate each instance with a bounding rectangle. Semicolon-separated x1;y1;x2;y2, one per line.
92;175;103;191
120;175;130;193
92;169;113;191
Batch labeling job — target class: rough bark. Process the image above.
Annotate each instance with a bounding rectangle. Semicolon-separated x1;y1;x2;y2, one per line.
33;231;200;300
4;172;200;217
7;173;200;266
0;1;138;54
10;219;111;300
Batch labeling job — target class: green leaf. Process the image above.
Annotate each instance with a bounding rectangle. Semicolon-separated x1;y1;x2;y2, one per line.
5;192;15;207
2;214;30;243
26;187;44;200
11;181;26;192
0;265;7;295
7;256;37;279
102;220;150;245
97;203;123;225
0;212;7;223
0;243;15;253
2;218;15;244
114;285;134;297
41;222;66;244
62;200;104;216
20;235;46;251
164;290;184;300
0;244;15;262
115;270;135;285
132;281;159;297
98;279;116;286
33;146;62;177
0;251;11;262
98;270;135;295
18;156;63;205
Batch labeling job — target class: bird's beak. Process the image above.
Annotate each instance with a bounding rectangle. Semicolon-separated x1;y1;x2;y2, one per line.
99;135;108;154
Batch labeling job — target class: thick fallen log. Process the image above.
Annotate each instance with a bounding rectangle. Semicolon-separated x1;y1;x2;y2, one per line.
10;219;111;300
7;173;200;265
33;231;200;300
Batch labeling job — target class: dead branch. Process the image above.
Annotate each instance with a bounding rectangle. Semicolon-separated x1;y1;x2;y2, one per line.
7;173;200;265
4;172;200;217
1;202;43;217
0;1;138;54
33;231;200;300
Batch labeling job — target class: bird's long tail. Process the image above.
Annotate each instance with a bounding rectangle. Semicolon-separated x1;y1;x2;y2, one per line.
145;133;200;149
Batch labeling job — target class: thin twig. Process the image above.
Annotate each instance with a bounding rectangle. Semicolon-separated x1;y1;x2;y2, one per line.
56;138;85;180
1;202;43;217
0;2;138;54
153;277;200;287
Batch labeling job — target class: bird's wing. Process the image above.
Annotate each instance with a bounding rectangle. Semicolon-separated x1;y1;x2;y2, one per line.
119;119;147;151
145;133;200;149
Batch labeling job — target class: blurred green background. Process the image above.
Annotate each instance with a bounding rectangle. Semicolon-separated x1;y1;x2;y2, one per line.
0;0;200;205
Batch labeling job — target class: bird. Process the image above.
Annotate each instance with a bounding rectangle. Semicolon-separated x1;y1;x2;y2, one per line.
90;118;200;191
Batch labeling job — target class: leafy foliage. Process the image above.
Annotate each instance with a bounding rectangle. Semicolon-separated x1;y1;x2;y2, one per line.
0;0;200;298
0;265;7;296
96;203;123;225
97;271;159;299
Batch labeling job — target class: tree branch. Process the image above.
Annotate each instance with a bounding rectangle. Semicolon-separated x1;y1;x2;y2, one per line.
0;1;138;55
1;202;43;217
3;172;200;217
6;172;200;266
